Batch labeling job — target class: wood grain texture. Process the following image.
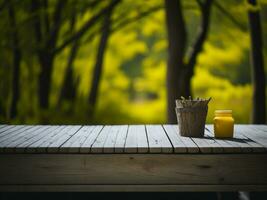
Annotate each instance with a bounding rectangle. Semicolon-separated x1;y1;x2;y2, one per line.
5;126;50;153
60;126;102;153
163;125;197;153
239;125;267;149
0;125;13;134
0;125;267;154
189;128;224;153
235;125;266;152
205;125;242;153
125;125;148;153
0;126;39;152
26;126;64;153
0;154;266;185
206;125;255;153
90;126;112;153
46;126;81;153
80;126;103;153
101;125;130;153
0;125;29;142
146;125;173;153
114;125;128;153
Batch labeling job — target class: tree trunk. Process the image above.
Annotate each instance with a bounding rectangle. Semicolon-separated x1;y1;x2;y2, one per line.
247;0;266;124
88;6;114;114
58;11;79;107
30;0;66;109
38;54;54;109
58;40;79;106
186;0;213;90
165;0;213;124
8;2;21;119
165;0;187;123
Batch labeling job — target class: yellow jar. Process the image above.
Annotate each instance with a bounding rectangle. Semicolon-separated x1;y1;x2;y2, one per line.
213;110;234;138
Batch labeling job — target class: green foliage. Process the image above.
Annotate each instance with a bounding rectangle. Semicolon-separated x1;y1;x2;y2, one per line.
0;0;267;124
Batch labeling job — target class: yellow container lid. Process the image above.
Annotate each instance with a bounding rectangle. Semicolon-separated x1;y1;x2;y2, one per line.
215;110;232;114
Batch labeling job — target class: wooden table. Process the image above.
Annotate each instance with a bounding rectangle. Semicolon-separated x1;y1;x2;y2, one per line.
0;124;267;192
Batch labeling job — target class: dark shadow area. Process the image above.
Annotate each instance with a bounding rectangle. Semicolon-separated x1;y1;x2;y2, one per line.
1;192;267;200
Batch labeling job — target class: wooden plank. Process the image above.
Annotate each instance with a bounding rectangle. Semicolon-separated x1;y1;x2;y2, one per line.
190;132;214;153
46;126;81;153
163;125;196;153
3;126;49;153
250;125;267;132
238;125;267;149
15;125;58;153
136;125;149;153
234;125;266;152
146;125;173;153
0;126;37;151
103;126;126;153
60;126;102;153
124;125;138;153
24;125;63;153
26;126;65;153
206;125;253;153
124;125;148;153
1;184;267;192
0;154;267;185
102;126;118;153
114;125;128;153
80;126;103;153
0;124;6;128
91;126;112;153
0;125;28;139
205;125;242;153
0;125;13;134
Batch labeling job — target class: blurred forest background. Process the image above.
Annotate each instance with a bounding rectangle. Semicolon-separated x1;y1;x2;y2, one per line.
0;0;266;125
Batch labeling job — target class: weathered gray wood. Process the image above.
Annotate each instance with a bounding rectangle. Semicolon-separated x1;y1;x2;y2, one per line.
206;125;253;153
103;126;120;153
0;125;16;135
1;184;267;192
0;125;267;154
46;126;81;153
124;125;148;153
146;125;173;153
14;126;61;153
0;125;13;134
60;126;101;153
203;130;224;153
26;126;64;153
0;126;39;152
205;125;242;153
238;125;267;149
114;125;128;153
250;125;267;132
4;126;50;153
190;134;213;153
91;126;112;153
170;125;200;153
234;125;266;152
103;125;129;153
135;125;149;153
0;154;266;185
163;125;196;153
124;125;138;153
80;126;103;153
0;125;28;140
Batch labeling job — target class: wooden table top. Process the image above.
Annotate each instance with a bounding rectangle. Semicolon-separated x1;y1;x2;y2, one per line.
0;124;266;154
